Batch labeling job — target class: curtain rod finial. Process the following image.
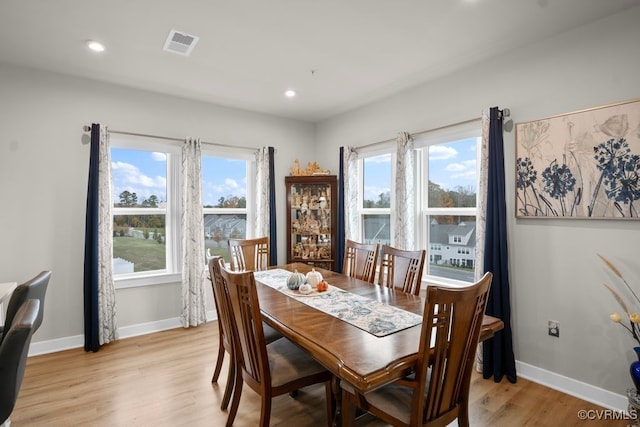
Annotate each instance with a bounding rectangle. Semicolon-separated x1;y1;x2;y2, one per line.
83;125;92;132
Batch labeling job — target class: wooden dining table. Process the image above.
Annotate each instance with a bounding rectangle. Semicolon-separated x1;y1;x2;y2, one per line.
256;263;504;395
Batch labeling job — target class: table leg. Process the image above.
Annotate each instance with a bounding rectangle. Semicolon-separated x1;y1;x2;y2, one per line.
331;376;342;427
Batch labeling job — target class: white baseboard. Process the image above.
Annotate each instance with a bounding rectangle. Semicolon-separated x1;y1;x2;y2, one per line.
28;319;627;412
28;310;218;357
516;360;627;412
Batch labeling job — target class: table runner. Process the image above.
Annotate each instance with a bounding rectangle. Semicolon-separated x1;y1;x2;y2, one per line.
253;269;423;337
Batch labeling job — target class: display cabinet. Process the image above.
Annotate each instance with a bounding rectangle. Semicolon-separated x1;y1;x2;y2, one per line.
285;175;337;271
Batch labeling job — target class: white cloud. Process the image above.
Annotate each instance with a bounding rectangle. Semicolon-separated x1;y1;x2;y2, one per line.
151;152;166;161
429;145;458;160
446;159;477;179
111;161;167;202
225;178;239;189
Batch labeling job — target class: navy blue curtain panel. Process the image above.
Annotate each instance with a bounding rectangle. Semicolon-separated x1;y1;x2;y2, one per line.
83;123;100;352
268;147;278;266
336;147;346;273
482;107;517;383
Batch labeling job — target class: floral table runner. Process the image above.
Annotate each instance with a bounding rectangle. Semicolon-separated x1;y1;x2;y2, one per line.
253;269;423;337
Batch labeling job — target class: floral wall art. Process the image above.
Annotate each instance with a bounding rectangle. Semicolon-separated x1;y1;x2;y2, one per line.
516;98;640;219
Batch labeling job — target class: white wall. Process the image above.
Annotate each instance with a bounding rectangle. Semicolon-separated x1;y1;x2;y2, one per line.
315;6;640;403
0;63;315;342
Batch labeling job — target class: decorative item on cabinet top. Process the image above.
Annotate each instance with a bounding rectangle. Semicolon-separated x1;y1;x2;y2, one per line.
289;159;331;176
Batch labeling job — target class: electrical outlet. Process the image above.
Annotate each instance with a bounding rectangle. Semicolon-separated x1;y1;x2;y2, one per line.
548;320;559;337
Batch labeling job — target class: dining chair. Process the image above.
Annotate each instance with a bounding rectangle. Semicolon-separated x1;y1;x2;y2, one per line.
208;256;282;411
378;245;426;296
0;299;39;426
0;270;51;345
341;272;493;427
342;240;379;284
228;237;269;271
218;258;335;427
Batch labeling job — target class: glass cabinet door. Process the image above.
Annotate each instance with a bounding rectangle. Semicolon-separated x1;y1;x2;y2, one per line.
286;176;337;271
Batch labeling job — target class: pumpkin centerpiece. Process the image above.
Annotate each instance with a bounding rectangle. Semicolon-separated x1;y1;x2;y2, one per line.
298;283;313;295
305;268;323;287
287;270;306;290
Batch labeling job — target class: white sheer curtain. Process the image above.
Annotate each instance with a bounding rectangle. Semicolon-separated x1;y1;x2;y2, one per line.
343;147;359;241
181;138;206;327
475;109;491;371
255;147;270;238
394;132;415;250
98;126;118;344
475;110;490;280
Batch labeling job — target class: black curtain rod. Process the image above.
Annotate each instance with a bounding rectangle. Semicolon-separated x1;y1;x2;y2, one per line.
83;125;259;152
352;108;510;153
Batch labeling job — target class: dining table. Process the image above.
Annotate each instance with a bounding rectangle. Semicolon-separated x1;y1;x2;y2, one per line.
255;263;504;396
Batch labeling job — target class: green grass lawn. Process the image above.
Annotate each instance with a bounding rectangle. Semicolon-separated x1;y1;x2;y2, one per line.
205;241;230;261
113;237;166;272
114;238;232;272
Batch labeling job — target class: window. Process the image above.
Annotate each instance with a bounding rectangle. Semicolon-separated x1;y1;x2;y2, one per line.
111;138;181;287
202;152;253;263
416;121;481;283
110;138;255;288
360;152;392;245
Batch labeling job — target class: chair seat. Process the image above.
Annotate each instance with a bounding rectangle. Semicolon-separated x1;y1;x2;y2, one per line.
264;323;283;344
267;338;327;388
342;380;416;425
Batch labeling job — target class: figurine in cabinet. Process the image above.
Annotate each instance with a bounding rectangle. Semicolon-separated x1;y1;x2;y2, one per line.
292;191;302;208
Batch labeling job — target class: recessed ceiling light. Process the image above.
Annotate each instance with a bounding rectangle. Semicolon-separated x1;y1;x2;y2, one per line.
284;89;296;98
86;40;105;52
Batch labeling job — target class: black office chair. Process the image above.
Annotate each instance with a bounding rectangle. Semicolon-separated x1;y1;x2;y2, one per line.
0;299;40;425
0;271;51;345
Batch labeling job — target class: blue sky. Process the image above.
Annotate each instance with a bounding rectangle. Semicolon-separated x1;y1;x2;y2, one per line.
112;138;477;206
111;149;246;206
362;137;479;202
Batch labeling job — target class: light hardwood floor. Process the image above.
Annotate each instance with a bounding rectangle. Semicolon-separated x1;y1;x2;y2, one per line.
11;323;630;426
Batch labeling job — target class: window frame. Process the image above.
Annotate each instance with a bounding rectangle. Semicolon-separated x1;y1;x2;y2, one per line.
201;147;256;263
357;146;395;245
110;140;258;288
110;136;182;289
415;120;482;286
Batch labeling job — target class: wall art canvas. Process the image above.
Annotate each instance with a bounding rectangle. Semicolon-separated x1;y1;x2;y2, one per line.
515;98;640;219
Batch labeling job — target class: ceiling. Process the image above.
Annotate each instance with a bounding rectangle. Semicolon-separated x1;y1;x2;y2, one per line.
1;0;638;123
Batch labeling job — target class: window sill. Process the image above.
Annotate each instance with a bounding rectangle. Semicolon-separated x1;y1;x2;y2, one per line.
421;275;474;289
114;273;182;289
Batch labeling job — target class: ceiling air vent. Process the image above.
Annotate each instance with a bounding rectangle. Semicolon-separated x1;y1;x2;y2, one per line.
163;29;199;56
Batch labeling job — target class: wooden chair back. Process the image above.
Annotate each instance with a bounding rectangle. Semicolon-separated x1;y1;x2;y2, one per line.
342;240;379;283
217;258;270;392
228;237;269;271
209;256;234;355
416;272;493;425
207;256;236;406
378;245;426;295
340;272;492;427
218;258;334;426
